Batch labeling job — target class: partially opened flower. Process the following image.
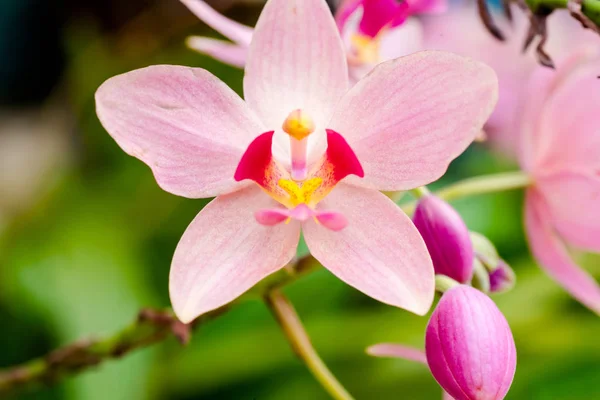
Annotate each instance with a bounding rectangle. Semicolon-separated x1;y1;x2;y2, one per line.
519;49;600;313
96;0;497;323
181;0;448;81
368;285;516;400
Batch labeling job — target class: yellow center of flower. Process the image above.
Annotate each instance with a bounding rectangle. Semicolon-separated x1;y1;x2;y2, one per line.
350;33;382;64
278;177;323;206
282;109;316;141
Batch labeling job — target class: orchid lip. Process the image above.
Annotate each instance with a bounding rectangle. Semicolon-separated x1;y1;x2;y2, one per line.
234;121;364;231
234;127;364;210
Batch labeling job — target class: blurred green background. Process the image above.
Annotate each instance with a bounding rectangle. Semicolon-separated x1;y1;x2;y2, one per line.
0;0;598;399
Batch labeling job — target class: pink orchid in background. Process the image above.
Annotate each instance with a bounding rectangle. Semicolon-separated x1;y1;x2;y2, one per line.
369;285;517;400
519;49;600;314
181;0;447;81
96;0;497;322
421;3;599;157
336;0;447;80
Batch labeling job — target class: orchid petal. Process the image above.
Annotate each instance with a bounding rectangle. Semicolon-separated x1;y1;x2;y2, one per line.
186;36;248;68
537;170;600;252
303;183;434;315
367;343;428;364
525;190;600;314
96;65;265;198
180;0;252;46
170;186;300;322
329;51;498;191
244;0;348;129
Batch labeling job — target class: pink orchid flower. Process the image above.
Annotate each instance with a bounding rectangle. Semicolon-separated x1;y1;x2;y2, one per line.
519;49;600;314
96;0;497;323
181;0;447;81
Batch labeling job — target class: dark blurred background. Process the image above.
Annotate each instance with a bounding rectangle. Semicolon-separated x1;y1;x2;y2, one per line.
0;0;598;399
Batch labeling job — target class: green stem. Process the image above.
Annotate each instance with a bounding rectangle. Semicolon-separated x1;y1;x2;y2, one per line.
0;255;319;396
411;186;431;199
401;171;531;214
471;258;491;294
435;275;460;293
265;290;355;400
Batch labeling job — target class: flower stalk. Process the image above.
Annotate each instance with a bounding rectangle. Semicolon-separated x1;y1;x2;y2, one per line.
401;171;531;214
265;290;355;400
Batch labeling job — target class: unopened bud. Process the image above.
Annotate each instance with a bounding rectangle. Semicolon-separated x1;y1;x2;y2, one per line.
489;260;516;293
426;285;516;400
413;195;474;283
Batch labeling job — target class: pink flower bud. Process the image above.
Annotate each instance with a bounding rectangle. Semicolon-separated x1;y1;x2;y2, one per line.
425;285;516;400
489;260;516;294
413;195;474;283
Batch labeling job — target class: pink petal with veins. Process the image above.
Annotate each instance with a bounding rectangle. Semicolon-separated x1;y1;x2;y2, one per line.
95;65;265;198
244;0;348;129
170;186;300;323
303;183;434;315
329;51;497;191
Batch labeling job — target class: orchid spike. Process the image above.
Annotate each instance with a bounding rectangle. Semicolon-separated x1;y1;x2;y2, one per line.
426;285;517;400
96;0;497;323
519;48;600;314
413;194;474;283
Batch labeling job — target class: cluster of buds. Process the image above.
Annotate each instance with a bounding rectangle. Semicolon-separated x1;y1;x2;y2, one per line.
397;193;516;398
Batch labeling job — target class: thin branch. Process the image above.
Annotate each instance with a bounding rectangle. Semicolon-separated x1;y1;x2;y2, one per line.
0;255;319;397
265;290;355;400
